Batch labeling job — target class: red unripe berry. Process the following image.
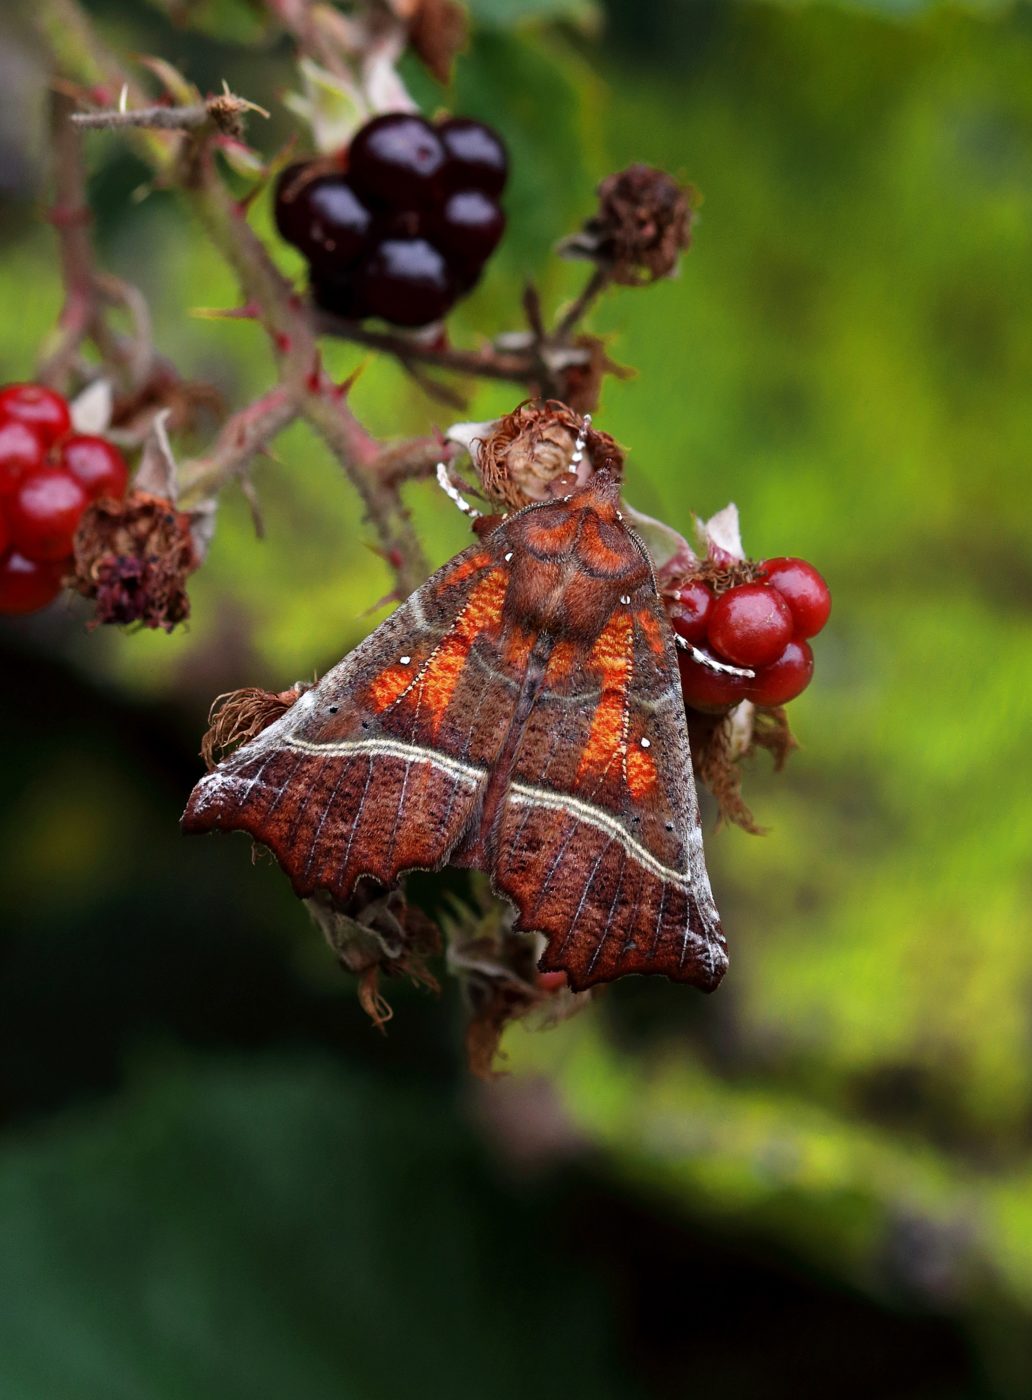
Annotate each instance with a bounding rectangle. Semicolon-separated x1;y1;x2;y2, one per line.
666;579;713;644
0;383;71;448
536;970;568;993
60;434;129;501
0;550;64;614
759;557;831;638
0;419;47;493
8;469;89;562
748;637;814;707
677;648;750;714
707;583;794;668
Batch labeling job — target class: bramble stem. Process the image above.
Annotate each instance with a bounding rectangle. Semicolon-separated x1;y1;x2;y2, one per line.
177;386;298;504
33;0;619;604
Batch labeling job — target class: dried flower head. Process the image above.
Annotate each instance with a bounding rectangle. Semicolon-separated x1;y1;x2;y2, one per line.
473;399;624;510
407;0;468;83
571;164;694;286
201;682;310;770
70;489;197;631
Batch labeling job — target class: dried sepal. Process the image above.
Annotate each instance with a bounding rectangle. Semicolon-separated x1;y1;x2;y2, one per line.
677;502;763;594
306;882;440;1032
750;703;799;772
201;682;311;770
407;0;468;84
562;164;694;286
70;489;198;631
687;699;799;833
445;885;591;1078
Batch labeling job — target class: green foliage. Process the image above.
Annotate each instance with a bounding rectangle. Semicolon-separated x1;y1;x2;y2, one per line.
0;1057;642;1400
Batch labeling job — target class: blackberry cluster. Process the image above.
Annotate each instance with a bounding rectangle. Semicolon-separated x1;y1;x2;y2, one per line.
275;114;509;328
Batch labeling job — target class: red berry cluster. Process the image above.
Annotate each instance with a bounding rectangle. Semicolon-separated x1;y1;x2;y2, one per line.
0;383;129;615
669;558;831;712
275;114;509;328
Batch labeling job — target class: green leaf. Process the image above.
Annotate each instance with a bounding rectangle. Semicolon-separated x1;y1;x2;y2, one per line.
140;0;270;44
466;0;601;29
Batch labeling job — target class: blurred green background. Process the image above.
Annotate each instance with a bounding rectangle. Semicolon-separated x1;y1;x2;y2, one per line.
2;0;1031;1395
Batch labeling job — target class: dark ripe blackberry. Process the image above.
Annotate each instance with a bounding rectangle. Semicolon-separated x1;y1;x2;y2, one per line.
310;272;369;322
309;181;374;269
432;189;505;264
438;118;509;196
273;163;317;246
274;166;373;269
358;238;455;327
348;114;446;208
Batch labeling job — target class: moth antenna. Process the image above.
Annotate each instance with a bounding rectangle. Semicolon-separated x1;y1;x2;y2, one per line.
675;635;755;679
436;461;482;520
571;412;592;467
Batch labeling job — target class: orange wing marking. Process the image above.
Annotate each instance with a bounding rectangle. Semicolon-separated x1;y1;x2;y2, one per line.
367;568;508;734
575;610;659;800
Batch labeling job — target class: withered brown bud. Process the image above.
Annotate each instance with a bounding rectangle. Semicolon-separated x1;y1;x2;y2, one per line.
582;164;694;285
70;489;197;631
476;399;624;510
408;0;468;84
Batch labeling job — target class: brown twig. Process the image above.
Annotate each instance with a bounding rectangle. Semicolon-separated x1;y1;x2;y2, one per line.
36;89;96;389
315;312;544;388
554;265;612;341
177;384;299;504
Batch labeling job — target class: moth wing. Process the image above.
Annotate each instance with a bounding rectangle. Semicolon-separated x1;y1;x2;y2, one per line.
182;540;518;901
491;591;727;992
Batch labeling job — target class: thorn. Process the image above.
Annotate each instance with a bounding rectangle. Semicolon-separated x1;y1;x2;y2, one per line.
190;303;260;321
333;364;364;399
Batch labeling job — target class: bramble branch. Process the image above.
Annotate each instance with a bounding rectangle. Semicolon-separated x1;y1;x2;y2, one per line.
71;92;268;138
33;0;627;604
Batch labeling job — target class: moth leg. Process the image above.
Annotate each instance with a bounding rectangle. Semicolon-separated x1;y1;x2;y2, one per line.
436;461;482;520
674;634;755;678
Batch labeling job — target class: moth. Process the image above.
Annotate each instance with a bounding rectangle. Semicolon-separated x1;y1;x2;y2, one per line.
182;468;730;993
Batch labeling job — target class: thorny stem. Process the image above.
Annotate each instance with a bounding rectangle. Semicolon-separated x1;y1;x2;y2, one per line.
71;93;267;137
177;385;298;504
33;0;614;602
36;90;96;389
315;313;550;389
